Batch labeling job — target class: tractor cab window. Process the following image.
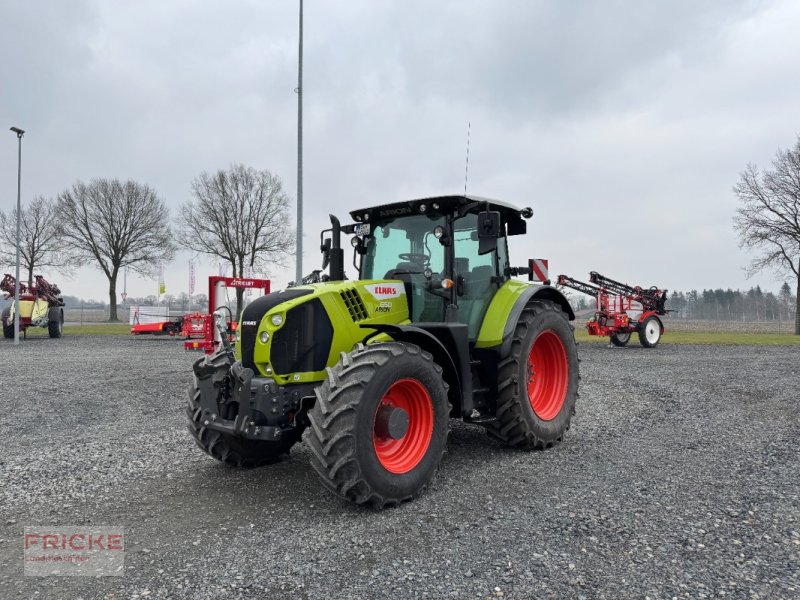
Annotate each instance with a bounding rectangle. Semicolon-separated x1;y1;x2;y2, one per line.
454;212;506;338
362;214;445;322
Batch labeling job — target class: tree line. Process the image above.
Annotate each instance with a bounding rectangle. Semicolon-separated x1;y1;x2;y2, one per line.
0;165;293;321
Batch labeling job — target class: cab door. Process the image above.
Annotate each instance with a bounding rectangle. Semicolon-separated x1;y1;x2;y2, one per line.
452;213;508;339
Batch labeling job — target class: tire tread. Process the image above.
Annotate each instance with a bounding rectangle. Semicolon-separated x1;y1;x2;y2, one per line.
485;300;580;449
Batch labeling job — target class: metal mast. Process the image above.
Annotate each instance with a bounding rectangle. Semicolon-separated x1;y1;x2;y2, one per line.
10;126;24;345
295;0;304;283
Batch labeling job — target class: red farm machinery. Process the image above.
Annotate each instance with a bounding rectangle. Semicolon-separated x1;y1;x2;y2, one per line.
557;271;668;347
1;273;65;339
131;276;270;355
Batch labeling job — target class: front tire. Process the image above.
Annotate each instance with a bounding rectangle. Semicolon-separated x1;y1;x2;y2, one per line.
307;342;450;507
638;316;662;348
610;331;630;347
186;352;303;467
488;300;580;449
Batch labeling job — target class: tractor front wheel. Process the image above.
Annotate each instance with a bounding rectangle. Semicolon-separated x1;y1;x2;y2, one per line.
307;342;449;507
638;316;662;348
488;300;580;449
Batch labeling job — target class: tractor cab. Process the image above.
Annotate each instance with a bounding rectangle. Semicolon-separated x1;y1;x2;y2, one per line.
329;195;533;339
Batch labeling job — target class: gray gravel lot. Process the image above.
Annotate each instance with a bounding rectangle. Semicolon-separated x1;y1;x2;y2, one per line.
1;335;798;599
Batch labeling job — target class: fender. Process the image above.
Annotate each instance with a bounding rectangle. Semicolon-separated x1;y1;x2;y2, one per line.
360;323;471;416
637;310;664;332
476;280;575;354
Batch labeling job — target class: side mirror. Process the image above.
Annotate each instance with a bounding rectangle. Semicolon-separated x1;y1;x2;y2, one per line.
320;237;332;269
477;210;501;255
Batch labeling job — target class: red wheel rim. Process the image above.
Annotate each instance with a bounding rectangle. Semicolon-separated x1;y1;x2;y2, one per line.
527;330;569;421
373;378;434;474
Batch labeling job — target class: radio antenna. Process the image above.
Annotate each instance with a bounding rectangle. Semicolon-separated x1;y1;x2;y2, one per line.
463;121;471;197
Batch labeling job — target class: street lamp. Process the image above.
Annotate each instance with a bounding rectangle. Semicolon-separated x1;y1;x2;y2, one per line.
10;126;24;345
295;0;303;283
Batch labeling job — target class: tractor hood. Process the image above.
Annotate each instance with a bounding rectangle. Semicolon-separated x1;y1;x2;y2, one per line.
235;280;410;384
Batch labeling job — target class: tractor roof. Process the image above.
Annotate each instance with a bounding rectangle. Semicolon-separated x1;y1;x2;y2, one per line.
349;195;528;224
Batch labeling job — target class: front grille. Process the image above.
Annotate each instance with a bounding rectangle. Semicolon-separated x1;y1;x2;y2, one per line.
271;299;333;375
239;288;313;370
340;288;368;321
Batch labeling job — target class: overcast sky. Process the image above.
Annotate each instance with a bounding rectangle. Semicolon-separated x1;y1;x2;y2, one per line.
2;0;799;302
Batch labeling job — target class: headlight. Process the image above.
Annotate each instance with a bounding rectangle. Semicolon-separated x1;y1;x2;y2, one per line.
433;225;445;239
271;314;283;327
260;331;270;344
350;236;360;248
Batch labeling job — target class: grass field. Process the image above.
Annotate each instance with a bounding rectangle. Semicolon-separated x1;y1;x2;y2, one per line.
15;324;133;337
6;322;795;346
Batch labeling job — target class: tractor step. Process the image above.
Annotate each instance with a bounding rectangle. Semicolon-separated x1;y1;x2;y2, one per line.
467;414;497;424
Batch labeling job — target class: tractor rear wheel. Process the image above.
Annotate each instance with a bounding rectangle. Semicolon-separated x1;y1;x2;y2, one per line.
186;352;303;467
48;308;63;338
2;309;12;339
610;331;630;347
307;342;449;507
638;316;661;348
487;300;579;449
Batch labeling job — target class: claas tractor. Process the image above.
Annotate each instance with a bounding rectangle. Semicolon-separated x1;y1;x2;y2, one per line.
1;274;65;339
187;195;580;507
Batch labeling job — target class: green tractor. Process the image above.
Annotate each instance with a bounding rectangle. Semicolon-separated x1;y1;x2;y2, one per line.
187;195;580;507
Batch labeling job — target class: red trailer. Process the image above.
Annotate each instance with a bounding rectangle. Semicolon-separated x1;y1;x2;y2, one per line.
557;271;668;347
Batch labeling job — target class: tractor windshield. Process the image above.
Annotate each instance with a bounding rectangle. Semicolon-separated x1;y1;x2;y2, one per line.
361;214;445;279
361;214;445;321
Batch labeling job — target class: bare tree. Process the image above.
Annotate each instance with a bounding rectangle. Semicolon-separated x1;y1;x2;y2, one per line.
177;164;294;316
58;179;176;322
733;137;800;334
0;195;77;286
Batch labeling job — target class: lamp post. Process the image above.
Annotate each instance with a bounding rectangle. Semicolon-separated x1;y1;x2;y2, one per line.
9;126;24;345
295;0;303;283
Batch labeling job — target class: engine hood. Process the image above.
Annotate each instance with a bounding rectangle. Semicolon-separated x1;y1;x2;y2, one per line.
235;280;410;383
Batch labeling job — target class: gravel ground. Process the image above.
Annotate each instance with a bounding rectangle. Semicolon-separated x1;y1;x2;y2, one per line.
0;335;798;599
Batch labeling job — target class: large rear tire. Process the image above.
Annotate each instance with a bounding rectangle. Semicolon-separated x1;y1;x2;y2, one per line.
186;352;303;467
2;309;12;339
307;342;449;508
638;316;661;348
487;300;580;449
48;307;63;338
